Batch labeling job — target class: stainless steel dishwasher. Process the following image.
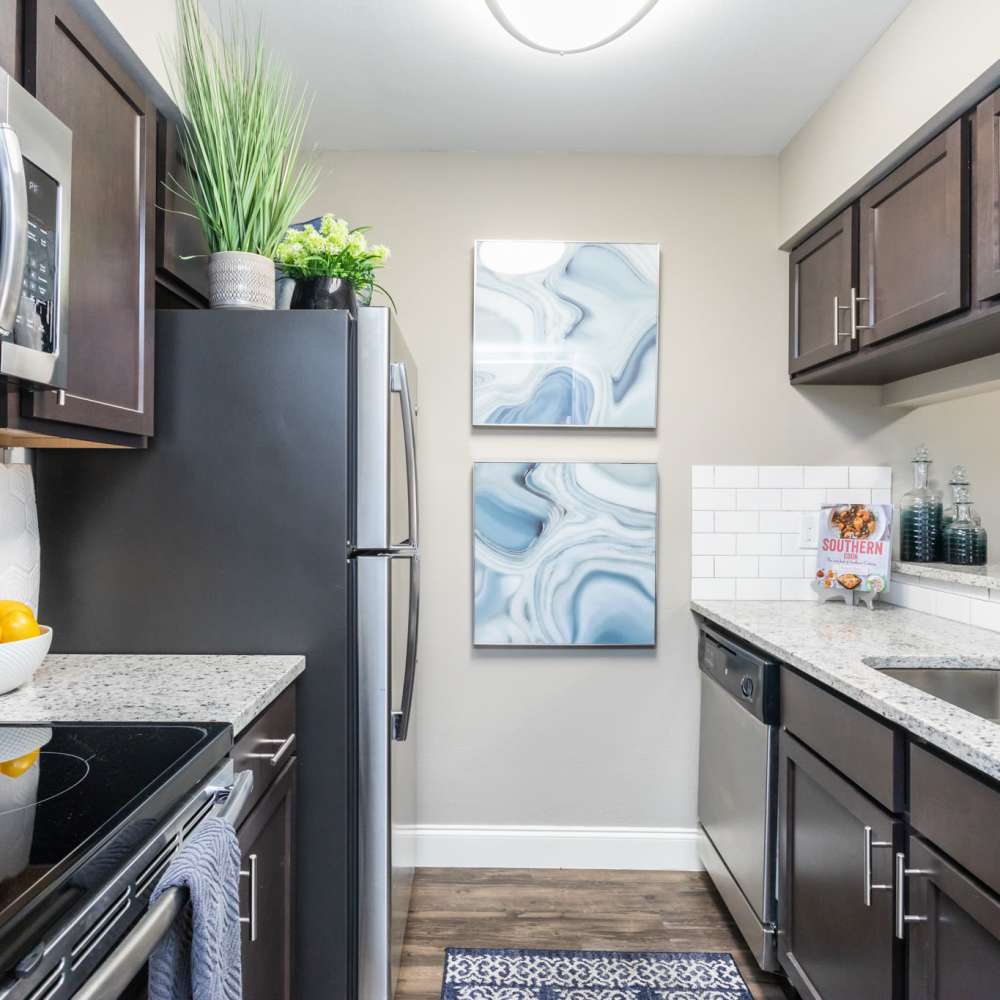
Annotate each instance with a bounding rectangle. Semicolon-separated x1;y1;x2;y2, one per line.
697;621;780;972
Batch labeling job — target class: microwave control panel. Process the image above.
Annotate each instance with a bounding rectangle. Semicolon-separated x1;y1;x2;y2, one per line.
12;160;59;354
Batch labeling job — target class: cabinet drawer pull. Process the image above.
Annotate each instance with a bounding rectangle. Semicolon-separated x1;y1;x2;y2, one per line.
894;852;932;939
863;825;893;906
239;853;258;943
246;732;296;767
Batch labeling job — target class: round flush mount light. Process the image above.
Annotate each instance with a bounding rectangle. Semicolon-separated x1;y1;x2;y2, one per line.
484;0;660;55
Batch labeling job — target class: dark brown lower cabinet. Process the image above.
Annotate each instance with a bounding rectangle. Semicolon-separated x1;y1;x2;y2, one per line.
906;835;1000;1000
778;730;901;1000
238;756;297;1000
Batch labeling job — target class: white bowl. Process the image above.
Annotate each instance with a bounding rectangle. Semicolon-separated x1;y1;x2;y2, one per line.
0;626;52;696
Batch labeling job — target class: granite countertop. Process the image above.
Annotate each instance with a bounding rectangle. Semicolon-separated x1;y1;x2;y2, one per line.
691;599;1000;781
0;654;305;735
892;560;1000;590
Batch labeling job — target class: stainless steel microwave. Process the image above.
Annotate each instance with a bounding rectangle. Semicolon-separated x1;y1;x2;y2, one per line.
0;67;71;387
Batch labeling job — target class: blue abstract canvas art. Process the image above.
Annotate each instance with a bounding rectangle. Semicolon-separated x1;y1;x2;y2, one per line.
473;462;657;647
473;241;660;428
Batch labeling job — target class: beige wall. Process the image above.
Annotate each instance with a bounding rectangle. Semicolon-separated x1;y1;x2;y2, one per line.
779;0;1000;246
92;0;178;95
302;152;1000;840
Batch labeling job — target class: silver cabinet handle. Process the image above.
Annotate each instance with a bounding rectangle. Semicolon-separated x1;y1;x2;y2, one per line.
894;851;932;939
833;294;851;345
0;125;27;336
390;360;419;549
246;732;296;767
853;286;871;335
239;853;258;943
863;825;893;906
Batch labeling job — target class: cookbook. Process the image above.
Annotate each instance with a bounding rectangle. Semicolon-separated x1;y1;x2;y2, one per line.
815;503;892;597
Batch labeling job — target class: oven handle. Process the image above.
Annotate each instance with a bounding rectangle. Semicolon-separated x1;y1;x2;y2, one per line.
69;768;254;1000
0;124;27;337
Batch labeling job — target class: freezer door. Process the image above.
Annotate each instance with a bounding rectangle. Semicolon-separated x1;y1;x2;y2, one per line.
356;308;419;552
358;553;419;1000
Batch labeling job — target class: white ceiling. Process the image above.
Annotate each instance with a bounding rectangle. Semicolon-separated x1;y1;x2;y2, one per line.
226;0;909;155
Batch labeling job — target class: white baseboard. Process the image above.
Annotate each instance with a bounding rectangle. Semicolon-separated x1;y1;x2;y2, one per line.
407;824;702;871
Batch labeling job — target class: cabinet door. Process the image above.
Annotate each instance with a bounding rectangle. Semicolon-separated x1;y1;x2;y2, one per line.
976;90;1000;303
0;0;20;78
238;756;296;1000
155;113;209;305
789;206;857;374
858;118;969;345
778;731;901;1000
23;0;155;436
907;835;1000;1000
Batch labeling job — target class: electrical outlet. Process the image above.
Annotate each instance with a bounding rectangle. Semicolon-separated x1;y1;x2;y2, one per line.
799;511;820;549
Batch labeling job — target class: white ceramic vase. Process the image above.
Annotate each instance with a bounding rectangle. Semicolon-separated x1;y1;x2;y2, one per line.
208;251;276;310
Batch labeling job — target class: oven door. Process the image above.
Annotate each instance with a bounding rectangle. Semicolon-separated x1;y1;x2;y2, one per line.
0;68;71;388
68;766;254;1000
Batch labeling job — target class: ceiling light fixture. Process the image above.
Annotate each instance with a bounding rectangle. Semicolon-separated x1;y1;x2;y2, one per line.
484;0;660;55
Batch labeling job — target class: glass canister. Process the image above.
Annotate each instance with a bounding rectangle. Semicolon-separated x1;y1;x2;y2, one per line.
941;465;970;534
943;488;982;565
900;445;943;562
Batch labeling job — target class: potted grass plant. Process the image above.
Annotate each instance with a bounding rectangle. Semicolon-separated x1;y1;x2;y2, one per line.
166;0;318;309
274;215;393;315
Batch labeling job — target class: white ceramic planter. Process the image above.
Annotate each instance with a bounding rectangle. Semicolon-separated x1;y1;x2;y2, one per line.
208;251;276;310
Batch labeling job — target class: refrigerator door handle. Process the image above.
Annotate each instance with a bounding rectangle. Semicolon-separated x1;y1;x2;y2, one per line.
392;552;420;742
390;361;419;549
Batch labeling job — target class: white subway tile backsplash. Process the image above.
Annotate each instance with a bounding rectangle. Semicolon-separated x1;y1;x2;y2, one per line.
871;489;892;506
934;590;971;625
691;533;737;556
782;489;827;511
970;598;1000;632
990;589;1000;604
760;511;801;533
758;466;804;488
690;464;891;602
737;489;782;511
781;578;816;600
715;556;760;578
826;488;872;505
691;555;715;577
760;555;805;578
693;488;736;511
803;466;849;488
850;466;893;489
714;465;759;488
737;533;782;555
692;510;715;533
737;579;781;600
692;466;715;488
691;578;736;600
715;511;760;533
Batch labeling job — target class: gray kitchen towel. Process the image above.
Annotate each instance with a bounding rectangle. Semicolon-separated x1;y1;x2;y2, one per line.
148;816;243;1000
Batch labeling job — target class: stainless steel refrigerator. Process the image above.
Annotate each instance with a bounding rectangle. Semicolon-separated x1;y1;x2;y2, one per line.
34;306;420;1000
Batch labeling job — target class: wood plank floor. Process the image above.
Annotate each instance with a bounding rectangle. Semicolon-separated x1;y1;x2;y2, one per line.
396;868;795;999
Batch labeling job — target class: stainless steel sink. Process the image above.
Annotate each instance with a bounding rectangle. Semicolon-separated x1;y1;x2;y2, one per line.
863;657;1000;722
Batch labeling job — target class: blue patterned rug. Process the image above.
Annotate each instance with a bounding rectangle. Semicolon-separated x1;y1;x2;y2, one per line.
440;947;753;999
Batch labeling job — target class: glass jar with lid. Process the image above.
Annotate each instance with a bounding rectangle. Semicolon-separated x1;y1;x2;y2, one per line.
900;445;943;563
943;487;984;565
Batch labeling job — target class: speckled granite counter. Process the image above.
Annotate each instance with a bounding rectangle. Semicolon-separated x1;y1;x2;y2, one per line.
0;654;304;735
692;600;1000;782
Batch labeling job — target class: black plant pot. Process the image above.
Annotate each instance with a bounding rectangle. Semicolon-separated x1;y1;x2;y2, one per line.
289;276;358;315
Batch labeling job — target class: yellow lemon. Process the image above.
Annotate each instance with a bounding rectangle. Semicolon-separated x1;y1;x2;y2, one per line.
0;600;33;619
0;608;41;643
0;749;39;778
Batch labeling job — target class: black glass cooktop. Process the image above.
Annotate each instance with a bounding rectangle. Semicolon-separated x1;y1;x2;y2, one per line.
0;723;230;951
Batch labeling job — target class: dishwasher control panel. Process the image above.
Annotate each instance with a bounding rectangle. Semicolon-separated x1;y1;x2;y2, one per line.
698;623;779;725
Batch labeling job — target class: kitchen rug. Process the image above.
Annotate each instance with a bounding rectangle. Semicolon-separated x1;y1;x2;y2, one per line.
440;947;753;998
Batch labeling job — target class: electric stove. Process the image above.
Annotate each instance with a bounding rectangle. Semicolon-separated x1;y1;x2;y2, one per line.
0;722;232;999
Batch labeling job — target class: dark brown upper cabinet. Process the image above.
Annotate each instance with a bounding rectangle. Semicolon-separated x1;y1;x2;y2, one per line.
788;206;858;374
976;89;1000;303
21;0;155;439
0;1;21;79
858;118;969;346
155;113;209;307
